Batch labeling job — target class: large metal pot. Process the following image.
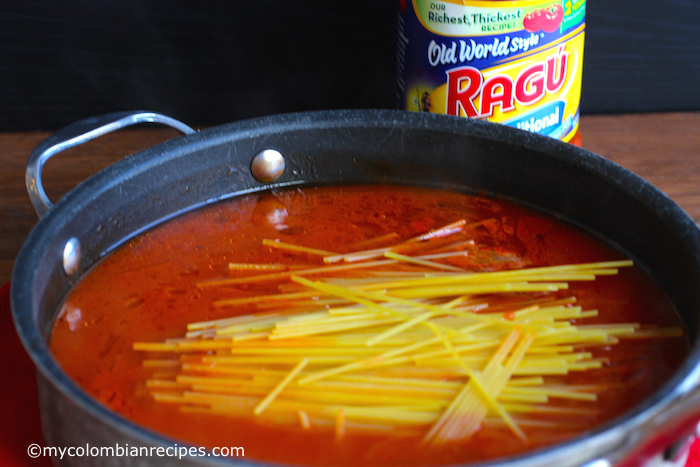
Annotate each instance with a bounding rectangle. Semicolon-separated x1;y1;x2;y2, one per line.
11;110;700;467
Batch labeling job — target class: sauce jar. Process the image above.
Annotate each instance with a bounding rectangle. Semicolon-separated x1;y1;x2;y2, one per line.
397;0;586;145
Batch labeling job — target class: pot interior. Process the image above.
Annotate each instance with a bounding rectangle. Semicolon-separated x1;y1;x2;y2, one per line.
12;110;700;466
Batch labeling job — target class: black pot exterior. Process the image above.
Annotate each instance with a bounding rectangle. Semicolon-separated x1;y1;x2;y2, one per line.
12;109;700;467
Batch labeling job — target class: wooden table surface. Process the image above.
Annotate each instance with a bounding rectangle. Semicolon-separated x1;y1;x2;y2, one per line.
2;112;699;286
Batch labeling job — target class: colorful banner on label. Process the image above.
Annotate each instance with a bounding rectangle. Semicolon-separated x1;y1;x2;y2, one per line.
397;0;586;142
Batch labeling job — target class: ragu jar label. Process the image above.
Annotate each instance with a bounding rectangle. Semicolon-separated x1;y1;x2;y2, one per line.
397;0;586;142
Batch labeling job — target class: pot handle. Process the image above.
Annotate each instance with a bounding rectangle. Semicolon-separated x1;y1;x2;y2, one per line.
26;111;196;219
585;378;700;467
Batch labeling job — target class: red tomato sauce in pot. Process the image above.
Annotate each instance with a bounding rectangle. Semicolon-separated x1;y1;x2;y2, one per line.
50;185;688;466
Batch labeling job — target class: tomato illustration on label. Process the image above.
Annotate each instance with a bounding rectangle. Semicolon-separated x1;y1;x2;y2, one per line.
523;3;564;33
523;9;542;33
541;4;564;32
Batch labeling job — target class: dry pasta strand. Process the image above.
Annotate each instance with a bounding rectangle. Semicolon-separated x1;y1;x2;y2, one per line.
134;239;680;443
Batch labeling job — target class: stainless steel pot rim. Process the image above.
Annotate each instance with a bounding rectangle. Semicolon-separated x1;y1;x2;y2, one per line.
11;109;700;467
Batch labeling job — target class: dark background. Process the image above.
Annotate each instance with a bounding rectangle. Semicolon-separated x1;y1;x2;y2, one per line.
1;0;699;131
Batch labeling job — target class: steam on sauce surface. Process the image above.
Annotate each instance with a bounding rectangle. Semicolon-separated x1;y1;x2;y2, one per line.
50;185;688;467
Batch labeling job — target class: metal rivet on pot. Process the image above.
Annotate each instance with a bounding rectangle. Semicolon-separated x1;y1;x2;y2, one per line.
251;149;285;183
63;237;81;276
